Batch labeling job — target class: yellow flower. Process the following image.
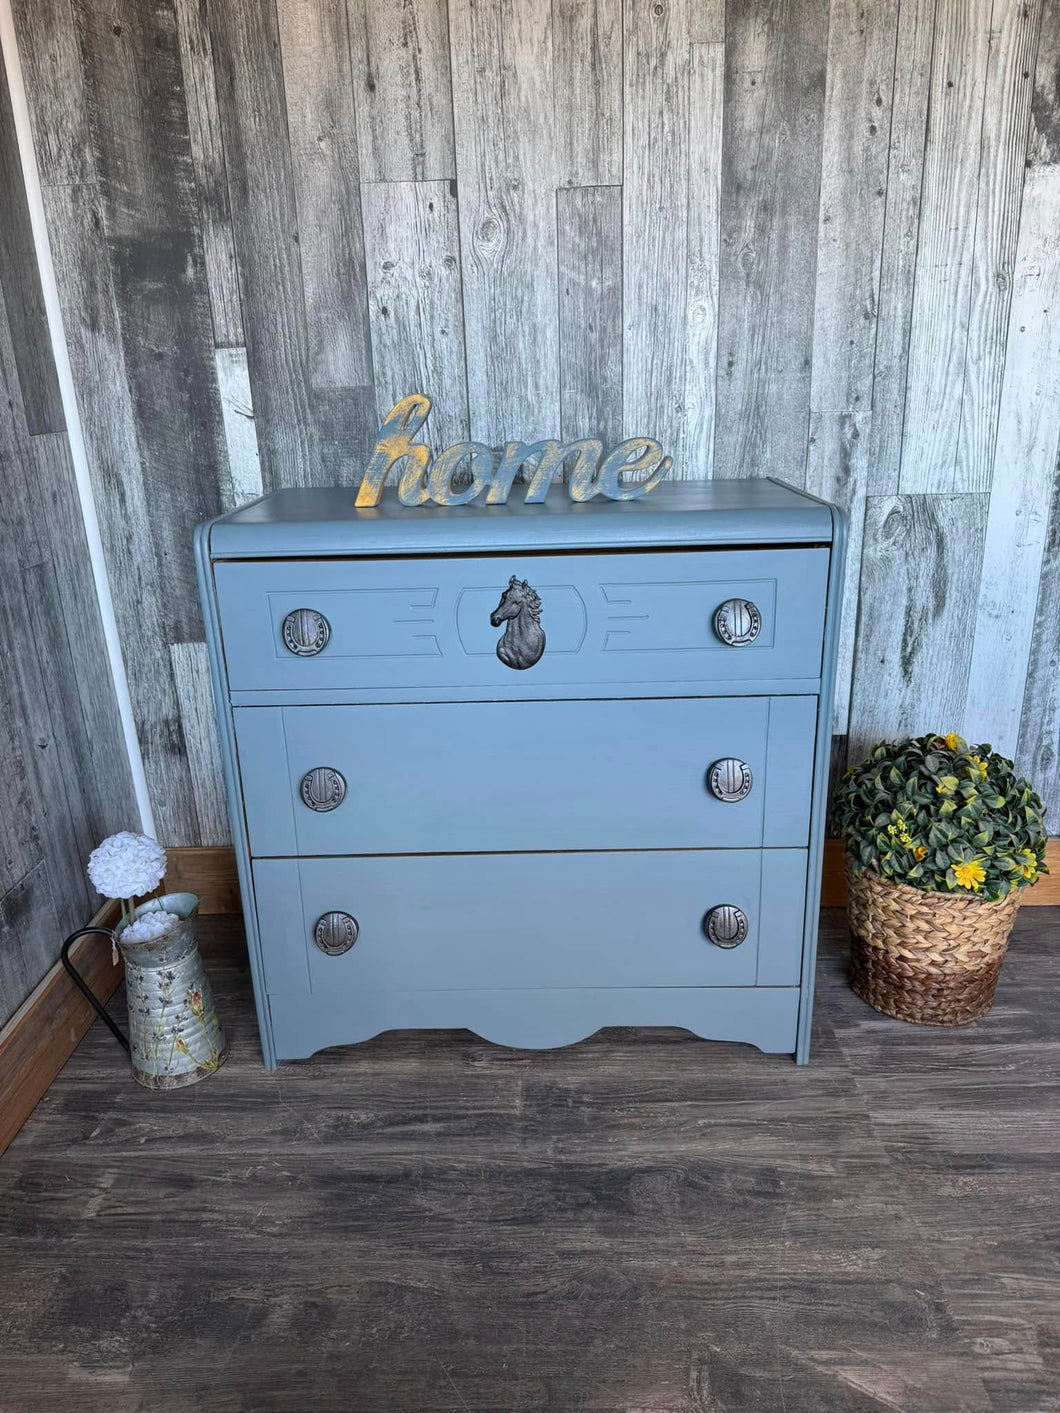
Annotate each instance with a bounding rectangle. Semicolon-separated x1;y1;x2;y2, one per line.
912;845;927;861
952;859;986;892
968;755;988;781
943;732;963;751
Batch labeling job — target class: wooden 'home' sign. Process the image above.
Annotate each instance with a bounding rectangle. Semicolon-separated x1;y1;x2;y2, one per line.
354;394;673;507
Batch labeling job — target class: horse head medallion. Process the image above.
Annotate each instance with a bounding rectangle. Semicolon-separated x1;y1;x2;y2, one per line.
490;576;545;670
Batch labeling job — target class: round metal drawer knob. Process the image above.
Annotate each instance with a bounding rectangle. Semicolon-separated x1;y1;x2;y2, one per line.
707;758;753;803
702;904;749;949
314;911;359;956
300;766;347;813
282;607;331;657
713;598;762;646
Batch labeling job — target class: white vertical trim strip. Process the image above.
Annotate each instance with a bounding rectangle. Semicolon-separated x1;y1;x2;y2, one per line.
0;0;156;837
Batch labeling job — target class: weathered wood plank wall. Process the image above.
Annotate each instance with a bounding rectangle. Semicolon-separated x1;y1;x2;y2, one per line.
7;0;1060;845
0;38;137;1026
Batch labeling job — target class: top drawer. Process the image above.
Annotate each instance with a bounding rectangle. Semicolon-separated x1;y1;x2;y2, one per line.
213;547;828;697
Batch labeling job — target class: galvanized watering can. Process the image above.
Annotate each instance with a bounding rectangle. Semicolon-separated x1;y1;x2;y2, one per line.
61;893;228;1090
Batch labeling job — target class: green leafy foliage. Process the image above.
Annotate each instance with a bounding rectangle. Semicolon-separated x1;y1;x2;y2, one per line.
833;733;1048;901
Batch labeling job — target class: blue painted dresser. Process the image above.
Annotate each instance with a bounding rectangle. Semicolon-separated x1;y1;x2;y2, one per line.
195;479;845;1066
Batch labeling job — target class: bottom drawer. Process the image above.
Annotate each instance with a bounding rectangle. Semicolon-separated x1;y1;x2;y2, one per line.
252;849;808;999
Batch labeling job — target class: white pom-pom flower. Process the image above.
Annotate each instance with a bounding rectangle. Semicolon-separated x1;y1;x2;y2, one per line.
87;832;167;900
122;909;181;943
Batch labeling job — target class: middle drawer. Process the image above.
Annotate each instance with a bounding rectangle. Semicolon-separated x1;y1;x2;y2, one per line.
234;696;817;856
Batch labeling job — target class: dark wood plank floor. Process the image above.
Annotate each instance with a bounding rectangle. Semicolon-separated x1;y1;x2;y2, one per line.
1;909;1057;1412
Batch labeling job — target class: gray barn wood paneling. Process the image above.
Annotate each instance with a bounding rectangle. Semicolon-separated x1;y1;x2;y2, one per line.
964;1;1060;765
11;0;95;185
0;864;60;1018
214;347;263;510
714;0;829;484
173;0;245;347
557;184;622;448
0;453;43;908
805;0;897;732
0;669;37;901
866;0;935;497
1015;0;1060;823
276;0;373;392
43;180;200;844
962;173;1060;759
0;32;137;1025
623;0;690;472
448;0;559;446
275;0;378;485
27;433;137;808
685;41;724;482
807;0;896;427
348;0;455;184
0;54;63;434
311;384;378;488
952;0;1041;493
553;0;622;188
6;0;1060;839
1018;449;1060;824
170;642;231;845
73;0;227;644
898;0;994;493
19;558;109;925
361;179;469;454
847;494;990;764
209;0;322;488
690;0;725;44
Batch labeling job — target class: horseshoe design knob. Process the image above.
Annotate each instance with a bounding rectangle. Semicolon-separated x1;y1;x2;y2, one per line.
713;598;761;646
702;905;749;949
300;767;347;813
707;758;753;803
313;911;359;956
282;608;331;656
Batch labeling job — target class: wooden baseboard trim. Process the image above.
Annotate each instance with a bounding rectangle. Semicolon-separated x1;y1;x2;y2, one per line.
0;899;121;1158
163;838;1060;914
821;838;846;908
162;846;243;914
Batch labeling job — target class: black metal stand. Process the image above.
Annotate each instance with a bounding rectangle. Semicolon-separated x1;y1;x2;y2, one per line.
60;929;130;1052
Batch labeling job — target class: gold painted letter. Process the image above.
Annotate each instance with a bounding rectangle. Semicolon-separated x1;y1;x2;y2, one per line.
356;394;433;508
564;439;605;501
596;439;672;500
488;440;603;504
427;442;495;505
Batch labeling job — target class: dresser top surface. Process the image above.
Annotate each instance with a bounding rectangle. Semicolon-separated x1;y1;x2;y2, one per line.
204;478;836;558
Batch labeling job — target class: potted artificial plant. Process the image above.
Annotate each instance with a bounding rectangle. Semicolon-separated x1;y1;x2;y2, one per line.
834;732;1047;1025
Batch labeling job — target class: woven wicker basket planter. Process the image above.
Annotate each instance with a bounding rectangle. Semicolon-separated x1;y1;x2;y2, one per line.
846;862;1021;1026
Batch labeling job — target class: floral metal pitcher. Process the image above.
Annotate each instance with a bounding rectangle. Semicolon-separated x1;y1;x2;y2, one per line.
62;893;228;1090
